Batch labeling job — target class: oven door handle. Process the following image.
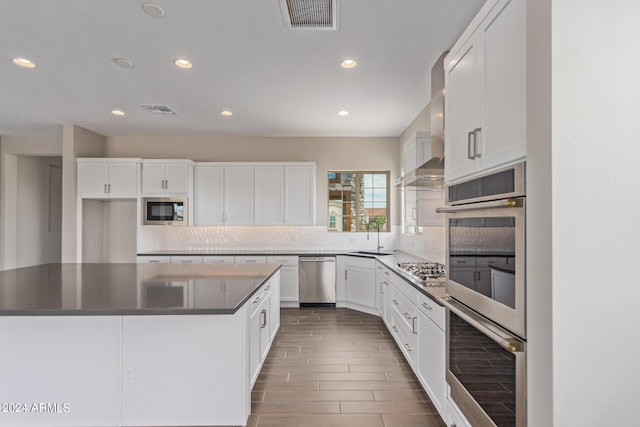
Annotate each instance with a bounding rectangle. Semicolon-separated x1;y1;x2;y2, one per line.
441;297;525;353
436;198;523;213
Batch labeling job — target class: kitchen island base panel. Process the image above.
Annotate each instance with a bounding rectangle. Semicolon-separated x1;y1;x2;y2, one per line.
336;301;380;317
0;310;252;427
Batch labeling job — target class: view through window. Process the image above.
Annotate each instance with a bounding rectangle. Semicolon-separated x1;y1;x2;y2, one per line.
328;171;390;232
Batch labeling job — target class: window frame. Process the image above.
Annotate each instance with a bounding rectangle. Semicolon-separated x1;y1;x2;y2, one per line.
327;170;390;232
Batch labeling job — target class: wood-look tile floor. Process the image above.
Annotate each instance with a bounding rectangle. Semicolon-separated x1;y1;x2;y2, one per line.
247;307;446;427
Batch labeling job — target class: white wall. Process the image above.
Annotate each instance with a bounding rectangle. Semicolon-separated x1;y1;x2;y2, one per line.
16;157;62;267
551;1;640;425
0;135;63;270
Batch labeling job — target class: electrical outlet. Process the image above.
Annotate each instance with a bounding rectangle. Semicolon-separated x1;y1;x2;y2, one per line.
125;367;136;384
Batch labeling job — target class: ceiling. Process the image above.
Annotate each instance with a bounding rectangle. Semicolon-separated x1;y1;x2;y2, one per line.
0;0;484;138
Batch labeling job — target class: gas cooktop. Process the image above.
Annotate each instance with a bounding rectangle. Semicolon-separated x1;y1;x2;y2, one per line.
397;262;446;286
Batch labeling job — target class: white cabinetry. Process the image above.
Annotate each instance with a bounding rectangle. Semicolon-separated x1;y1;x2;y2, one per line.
137;256;171;264
284;165;315;225
235;256;267;264
255;166;285;225
444;0;526;182
344;256;377;314
249;284;273;387
170;255;203;264
202;255;235;264
194;166;225;225
415;294;446;416
77;159;140;199
267;256;299;306
142;160;192;194
224;166;255;225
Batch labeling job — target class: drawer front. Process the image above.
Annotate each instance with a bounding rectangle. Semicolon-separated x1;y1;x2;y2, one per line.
235;256;267;263
137;256;170;264
249;283;272;316
376;262;393;280
266;256;299;266
391;309;417;366
476;256;508;267
390;287;416;333
450;256;475;266
202;256;235;264
170;256;203;264
415;293;445;331
345;256;376;269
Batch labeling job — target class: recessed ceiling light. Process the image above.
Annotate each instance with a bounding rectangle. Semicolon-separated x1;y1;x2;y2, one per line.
174;59;193;69
338;110;349;116
340;59;357;69
12;57;36;69
220;110;233;117
111;109;126;116
142;3;165;18
114;58;135;68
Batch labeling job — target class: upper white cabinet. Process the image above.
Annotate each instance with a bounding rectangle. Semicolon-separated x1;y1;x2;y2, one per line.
195;162;315;226
77;159;140;199
285;165;315;225
194;166;225;225
224;166;255;225
255;166;285;225
444;0;526;182
142;160;192;195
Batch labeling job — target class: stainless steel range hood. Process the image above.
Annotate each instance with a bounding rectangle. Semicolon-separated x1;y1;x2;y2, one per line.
396;51;447;190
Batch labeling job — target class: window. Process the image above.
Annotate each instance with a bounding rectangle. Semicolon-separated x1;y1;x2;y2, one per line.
328;171;390;232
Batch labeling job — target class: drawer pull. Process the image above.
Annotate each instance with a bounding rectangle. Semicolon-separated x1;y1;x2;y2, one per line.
265;285;270;291
412;316;417;334
149;260;160;263
384;271;390;276
393;299;399;306
403;312;412;320
253;296;261;304
422;302;433;311
392;326;399;333
404;343;413;352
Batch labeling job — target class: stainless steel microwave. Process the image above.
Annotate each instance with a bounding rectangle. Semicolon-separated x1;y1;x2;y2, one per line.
143;197;188;225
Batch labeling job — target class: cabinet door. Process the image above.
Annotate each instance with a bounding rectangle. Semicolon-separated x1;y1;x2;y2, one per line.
142;164;166;194
78;162;109;198
277;265;299;302
194;166;225;225
224;166;254;225
346;266;376;308
249;305;262;387
403;139;417;174
417;311;446;415
445;35;483;182
285;166;315;225
255;166;284;225
377;275;386;317
108;163;138;198
165;163;190;194
480;0;526;171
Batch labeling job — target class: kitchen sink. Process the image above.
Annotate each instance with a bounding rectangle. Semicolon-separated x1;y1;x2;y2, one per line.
352;250;395;256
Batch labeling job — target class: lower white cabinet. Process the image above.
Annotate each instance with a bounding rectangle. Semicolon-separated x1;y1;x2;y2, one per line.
345;257;377;311
137;256;171;264
249;285;272;387
416;309;446;415
267;256;298;305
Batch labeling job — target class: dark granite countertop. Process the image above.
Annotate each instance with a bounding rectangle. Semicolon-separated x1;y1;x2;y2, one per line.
138;249;347;256
0;263;281;316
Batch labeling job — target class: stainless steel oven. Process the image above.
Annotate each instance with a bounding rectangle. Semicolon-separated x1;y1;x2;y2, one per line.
437;163;525;339
442;297;526;427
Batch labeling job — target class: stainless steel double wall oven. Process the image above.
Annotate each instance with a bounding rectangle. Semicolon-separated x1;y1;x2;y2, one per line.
437;162;526;427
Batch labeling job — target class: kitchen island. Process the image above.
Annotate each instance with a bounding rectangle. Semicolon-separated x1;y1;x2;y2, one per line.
0;263;281;427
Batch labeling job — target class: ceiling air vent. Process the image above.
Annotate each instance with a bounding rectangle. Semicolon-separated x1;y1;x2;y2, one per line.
140;104;177;115
279;0;338;31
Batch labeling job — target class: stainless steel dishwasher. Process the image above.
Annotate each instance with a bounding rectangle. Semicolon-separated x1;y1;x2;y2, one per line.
299;256;336;306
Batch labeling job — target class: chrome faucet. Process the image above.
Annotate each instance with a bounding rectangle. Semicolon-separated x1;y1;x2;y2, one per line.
366;221;384;252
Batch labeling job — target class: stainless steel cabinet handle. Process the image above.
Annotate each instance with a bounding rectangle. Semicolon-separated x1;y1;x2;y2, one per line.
181;260;193;263
403;312;412;320
392;326;399;333
265;285;270;291
246;260;257;263
412;316;417;334
260;309;267;328
467;131;475;160
473;127;482;158
108;183;111;193
437;198;524;213
165;179;169;190
384;271;390;276
422;302;433;311
149;260;160;263
404;343;412;352
161;179;164;190
104;184;108;194
393;299;399;306
345;270;348;280
252;296;261;304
